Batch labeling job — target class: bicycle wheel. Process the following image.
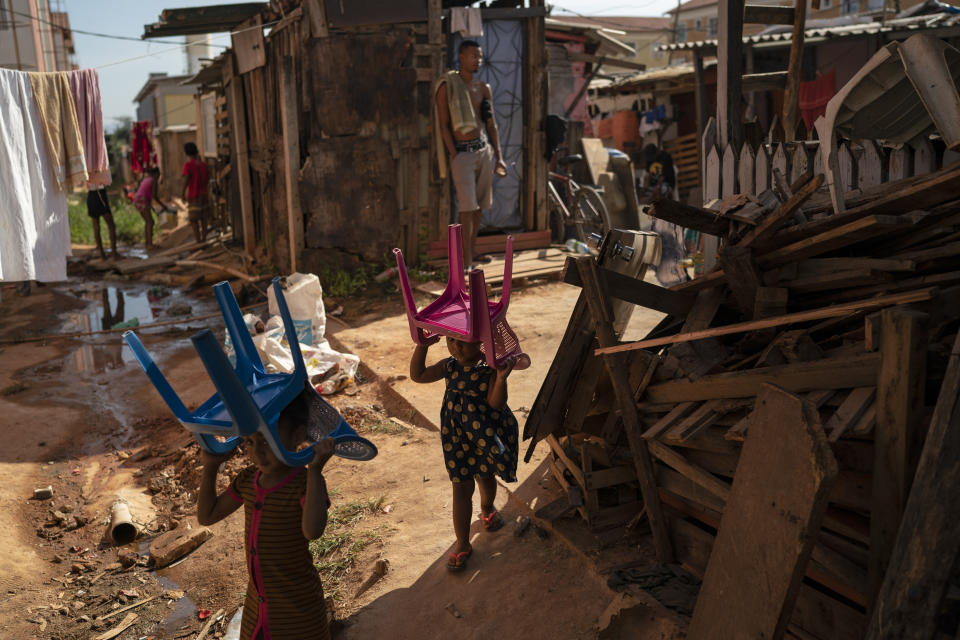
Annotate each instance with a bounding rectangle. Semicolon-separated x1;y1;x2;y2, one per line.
572;185;610;243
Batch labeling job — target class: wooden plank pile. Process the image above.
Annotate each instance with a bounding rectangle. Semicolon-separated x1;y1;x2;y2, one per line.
523;162;960;639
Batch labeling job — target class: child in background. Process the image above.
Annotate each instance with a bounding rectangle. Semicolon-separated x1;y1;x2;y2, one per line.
409;336;519;571
181;142;210;243
197;393;335;640
86;188;118;260
133;167;172;250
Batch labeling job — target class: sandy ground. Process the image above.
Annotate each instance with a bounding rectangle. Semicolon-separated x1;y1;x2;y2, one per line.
0;270;674;640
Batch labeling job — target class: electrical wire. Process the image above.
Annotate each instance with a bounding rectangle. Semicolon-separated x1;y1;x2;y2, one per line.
8;8;230;47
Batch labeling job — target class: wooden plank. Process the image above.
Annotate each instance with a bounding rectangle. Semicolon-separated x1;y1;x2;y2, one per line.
826;387;876;442
716;0;744;151
575;257;673;562
647;199;730;236
744;4;796;23
782;0;807;142
739;143;756;196
596;288;937;355
279;56;302;275
737;174;823;248
773;163;960;247
869;309;929;607
687;384;838;640
742;71;789;92
642;402;697;440
760;215;914;266
867;331;960;639
648;439;731;501
667;400;725;443
231;15;265;74
226;68;255;257
785;269;890;293
643;352;881;404
561;259;696;317
304;0;329;37
795;257;916;276
718;245;761;315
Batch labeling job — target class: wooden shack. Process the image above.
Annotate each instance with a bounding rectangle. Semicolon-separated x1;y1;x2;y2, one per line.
143;0;549;272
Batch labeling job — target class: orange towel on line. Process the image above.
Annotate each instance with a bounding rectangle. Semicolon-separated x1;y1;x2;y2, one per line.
28;71;88;190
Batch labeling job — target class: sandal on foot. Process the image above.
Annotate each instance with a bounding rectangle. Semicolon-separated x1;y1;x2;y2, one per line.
447;547;472;572
481;510;505;532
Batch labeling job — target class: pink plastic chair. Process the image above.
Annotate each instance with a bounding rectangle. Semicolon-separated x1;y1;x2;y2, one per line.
393;224;530;371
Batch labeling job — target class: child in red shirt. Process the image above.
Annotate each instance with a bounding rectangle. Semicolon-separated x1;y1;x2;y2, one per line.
181;142;210;243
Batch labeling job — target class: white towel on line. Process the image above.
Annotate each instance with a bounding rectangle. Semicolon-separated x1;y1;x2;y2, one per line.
450;7;483;38
0;68;71;283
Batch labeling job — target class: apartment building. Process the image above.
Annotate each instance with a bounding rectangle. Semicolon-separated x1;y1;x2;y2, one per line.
0;0;76;71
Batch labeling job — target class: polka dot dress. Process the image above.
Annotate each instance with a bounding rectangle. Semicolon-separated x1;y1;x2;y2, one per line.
439;357;519;483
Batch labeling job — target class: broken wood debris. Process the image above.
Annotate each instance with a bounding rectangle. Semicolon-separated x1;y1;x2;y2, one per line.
523;161;960;639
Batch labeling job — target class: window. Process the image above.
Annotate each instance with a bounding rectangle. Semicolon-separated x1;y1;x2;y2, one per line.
708;17;718;36
694;18;702;30
841;0;858;14
0;5;8;30
820;0;833;8
865;0;884;11
677;24;688;42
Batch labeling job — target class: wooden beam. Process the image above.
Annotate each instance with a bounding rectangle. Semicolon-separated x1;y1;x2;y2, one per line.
782;0;808;142
759;215;915;267
647;198;730;236
642;352;881;404
737;174;823;248
867;331;960;639
717;0;745;151
565;50;646;71
742;71;788;92
226;63;255;257
688;384;837;640
648;439;731;501
575;257;673;563
562;258;695;317
595;287;937;355
279;56;303;274
304;0;328;38
718;245;761;315
744;4;796;24
869;309;929;608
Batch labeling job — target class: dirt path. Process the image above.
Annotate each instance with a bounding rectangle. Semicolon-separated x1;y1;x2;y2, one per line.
0;274;669;639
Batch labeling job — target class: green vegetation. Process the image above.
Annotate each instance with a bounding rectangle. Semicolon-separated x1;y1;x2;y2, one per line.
318;264;370;299
310;496;388;600
68;194;146;246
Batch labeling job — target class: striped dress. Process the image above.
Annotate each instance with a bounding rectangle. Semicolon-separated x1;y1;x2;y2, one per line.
227;466;329;640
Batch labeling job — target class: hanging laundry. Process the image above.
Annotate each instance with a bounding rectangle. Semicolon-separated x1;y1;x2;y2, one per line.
0;69;71;283
450;7;483;38
28;71;88;189
799;70;836;130
67;68;112;187
131;121;157;175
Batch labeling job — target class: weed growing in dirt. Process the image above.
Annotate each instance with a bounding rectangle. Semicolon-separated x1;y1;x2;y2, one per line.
356;420;410;436
318;265;370;298
310;496;388;600
68;194;146;245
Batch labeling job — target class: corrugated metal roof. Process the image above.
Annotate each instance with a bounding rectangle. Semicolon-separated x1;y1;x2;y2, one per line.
600;59;719;91
545;17;637;57
658;9;960;50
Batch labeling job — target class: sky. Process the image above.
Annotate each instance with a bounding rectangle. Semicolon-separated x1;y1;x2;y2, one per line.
66;1;679;128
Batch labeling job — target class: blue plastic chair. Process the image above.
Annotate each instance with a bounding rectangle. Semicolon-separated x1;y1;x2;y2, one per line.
123;277;377;465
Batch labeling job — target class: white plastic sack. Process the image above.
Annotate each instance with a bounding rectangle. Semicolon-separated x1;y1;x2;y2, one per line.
268;272;326;346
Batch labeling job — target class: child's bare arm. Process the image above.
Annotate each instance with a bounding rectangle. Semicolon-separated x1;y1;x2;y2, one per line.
409;342;447;383
302;438;335;540
487;356;517;409
197;451;243;526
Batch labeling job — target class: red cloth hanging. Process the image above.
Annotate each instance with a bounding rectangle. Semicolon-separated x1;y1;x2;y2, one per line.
131;121;156;175
798;70;836;130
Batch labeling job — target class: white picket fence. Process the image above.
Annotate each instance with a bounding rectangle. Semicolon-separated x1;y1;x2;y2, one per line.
700;117;960;202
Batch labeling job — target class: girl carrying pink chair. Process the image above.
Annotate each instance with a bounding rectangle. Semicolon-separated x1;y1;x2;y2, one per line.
394;224;529;571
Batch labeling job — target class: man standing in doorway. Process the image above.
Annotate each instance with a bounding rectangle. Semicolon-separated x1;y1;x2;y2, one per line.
435;40;508;270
